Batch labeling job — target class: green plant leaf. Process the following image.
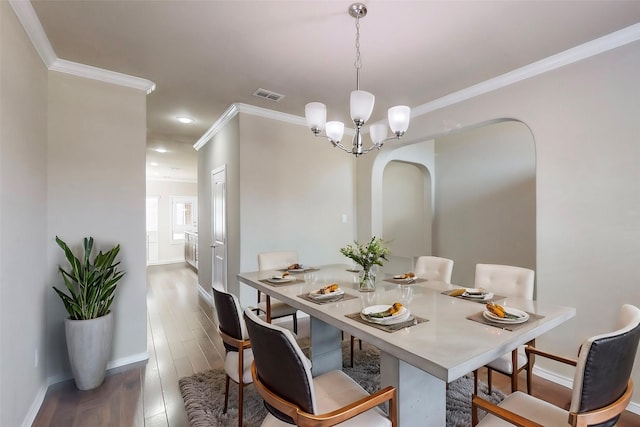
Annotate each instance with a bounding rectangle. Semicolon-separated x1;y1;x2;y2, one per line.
52;236;125;320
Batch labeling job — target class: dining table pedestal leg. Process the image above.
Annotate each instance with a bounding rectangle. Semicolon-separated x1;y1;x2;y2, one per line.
380;352;446;426
309;317;343;376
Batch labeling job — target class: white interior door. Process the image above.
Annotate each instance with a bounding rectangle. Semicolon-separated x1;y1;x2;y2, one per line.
211;166;227;291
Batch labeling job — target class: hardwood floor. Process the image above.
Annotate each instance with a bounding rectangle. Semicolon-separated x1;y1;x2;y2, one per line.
33;263;639;426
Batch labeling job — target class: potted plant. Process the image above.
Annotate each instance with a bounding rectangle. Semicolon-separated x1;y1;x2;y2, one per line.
52;236;125;390
340;236;390;291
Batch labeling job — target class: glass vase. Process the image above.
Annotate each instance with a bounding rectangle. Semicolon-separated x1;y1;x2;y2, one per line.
359;266;377;292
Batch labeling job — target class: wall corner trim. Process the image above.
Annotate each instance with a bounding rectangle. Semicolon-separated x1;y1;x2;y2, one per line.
9;0;156;94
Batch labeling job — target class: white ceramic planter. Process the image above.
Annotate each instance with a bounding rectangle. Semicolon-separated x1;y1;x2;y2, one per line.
64;311;113;390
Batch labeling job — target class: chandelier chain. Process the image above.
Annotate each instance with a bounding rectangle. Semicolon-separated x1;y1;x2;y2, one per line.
354;14;362;90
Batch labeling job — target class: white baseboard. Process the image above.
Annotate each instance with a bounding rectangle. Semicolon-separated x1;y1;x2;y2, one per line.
21;351;149;427
533;365;640;415
21;383;49;427
197;282;213;306
146;258;186;266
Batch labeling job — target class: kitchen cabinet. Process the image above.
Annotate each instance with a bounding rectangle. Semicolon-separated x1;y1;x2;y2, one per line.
185;231;198;270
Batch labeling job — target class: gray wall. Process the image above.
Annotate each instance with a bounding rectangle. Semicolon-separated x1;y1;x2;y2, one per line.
46;72;148;379
433;120;536;286
197;115;241;297
382;161;431;258
196;112;356;307
1;3;48;425
359;41;640;400
1;6;149;424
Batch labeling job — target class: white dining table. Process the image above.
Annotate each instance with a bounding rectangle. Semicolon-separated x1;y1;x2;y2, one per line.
238;264;576;426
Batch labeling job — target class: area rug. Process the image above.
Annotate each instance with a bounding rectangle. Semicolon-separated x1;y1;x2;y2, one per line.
179;342;505;426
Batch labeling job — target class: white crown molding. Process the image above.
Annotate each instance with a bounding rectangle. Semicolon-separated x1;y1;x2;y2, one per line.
195;22;640;148
50;59;156;94
10;0;155;94
9;0;57;66
193;103;241;150
411;22;640;117
194;102;356;150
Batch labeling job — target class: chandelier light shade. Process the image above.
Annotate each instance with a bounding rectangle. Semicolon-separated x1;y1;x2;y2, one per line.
304;3;411;157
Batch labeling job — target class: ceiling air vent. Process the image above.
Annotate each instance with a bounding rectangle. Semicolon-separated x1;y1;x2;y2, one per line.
252;88;285;102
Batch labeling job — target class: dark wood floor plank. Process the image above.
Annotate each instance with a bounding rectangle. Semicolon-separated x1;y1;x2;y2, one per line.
120;367;145;427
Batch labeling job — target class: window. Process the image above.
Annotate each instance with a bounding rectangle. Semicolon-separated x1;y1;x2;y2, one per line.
171;196;197;242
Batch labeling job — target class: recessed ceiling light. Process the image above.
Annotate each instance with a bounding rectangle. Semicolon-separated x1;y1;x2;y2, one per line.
176;116;194;124
154;148;168;153
150;162;159;166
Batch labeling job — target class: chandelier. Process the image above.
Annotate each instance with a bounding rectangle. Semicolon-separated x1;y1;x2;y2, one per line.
304;3;411;157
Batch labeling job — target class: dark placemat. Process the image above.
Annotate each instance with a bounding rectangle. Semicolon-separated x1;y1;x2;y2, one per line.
259;278;305;287
441;289;506;304
297;292;358;305
384;277;427;285
277;267;320;273
345;312;429;333
466;311;545;331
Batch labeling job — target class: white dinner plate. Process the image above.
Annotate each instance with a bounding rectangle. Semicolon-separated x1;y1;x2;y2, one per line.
361;305;410;325
462;290;493;300
483;308;529;324
266;275;296;284
308;288;344;300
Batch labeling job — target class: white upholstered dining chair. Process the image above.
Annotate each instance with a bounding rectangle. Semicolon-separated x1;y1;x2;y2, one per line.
414;255;454;283
257;250;299;333
473;263;535;394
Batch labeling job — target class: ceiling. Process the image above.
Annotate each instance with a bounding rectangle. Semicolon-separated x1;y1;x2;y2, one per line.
29;1;640;181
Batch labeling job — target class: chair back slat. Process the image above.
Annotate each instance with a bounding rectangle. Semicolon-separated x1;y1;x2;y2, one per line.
244;308;315;422
213;287;245;352
570;304;640;426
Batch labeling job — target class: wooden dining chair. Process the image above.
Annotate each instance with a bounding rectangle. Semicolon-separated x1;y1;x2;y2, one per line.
256;250;299;333
473;263;535;394
414;255;454;282
212;286;253;427
243;308;397;427
472;303;640;427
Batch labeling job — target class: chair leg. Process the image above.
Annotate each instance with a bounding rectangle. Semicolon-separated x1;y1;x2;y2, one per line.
292;313;298;334
238;379;243;427
487;368;493;394
238;348;244;427
350;335;355;367
473;369;479;395
223;375;230;413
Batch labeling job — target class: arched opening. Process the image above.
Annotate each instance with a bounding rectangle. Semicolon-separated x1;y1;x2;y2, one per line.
372;119;536;286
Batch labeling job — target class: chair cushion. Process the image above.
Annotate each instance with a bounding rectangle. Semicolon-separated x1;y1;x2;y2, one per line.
224;348;254;384
260;370;391;427
476;391;568;426
485;346;527;374
258;300;298;318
